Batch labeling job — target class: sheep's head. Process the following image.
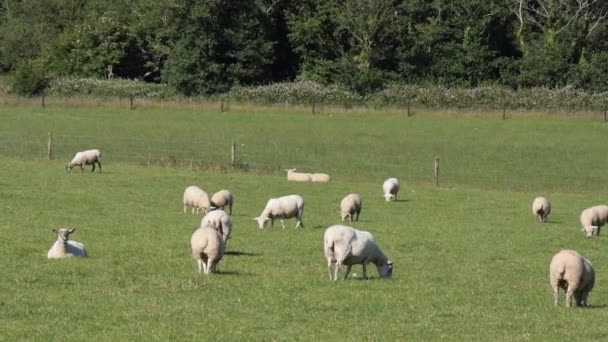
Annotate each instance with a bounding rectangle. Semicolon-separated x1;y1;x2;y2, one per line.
284;168;296;173
582;226;598;238
253;216;270;229
378;260;393;279
53;228;76;243
383;193;395;202
65;164;72;173
340;212;350;222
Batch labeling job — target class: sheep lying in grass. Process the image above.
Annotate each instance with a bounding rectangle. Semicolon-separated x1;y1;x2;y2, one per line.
210;189;234;215
183;185;210;214
580;205;608;237
285;168;312;182
324;225;392;281
311;173;330;183
254;194;304;229
47;228;88;259
66;149;102;173
340;193;362;222
382;178;400;202
549;250;595;307
532;196;551;223
201;209;232;243
191;226;225;274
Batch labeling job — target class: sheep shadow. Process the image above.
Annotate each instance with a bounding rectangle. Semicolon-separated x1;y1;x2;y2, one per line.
587;304;607;310
225;250;260;257
215;270;254;276
392;199;410;203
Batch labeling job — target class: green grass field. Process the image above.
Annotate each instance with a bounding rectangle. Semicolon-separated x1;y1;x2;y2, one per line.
1;104;607;340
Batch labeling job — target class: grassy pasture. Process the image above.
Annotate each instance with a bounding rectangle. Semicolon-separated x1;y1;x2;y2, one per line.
1;105;608;340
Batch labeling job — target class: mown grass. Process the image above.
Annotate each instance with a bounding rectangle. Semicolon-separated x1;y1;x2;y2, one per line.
1;105;608;340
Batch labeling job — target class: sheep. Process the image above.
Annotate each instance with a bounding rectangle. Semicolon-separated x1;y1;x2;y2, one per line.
183;185;210;214
324;225;393;281
210;189;234;215
47;228;88;259
532;196;551;223
580;205;608;237
65;149;102;173
285;168;312;182
382;178;400;202
254;194;304;229
549;250;595;307
191;226;225;274
201;209;232;243
340;193;362;222
311;173;331;183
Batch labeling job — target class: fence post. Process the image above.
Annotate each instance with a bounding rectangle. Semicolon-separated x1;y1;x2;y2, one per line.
406;101;411;117
502;105;506;120
129;95;134;110
604;105;607;122
312;101;316;115
47;132;53;160
41;92;45;108
230;142;236;166
220;99;225;113
433;157;440;187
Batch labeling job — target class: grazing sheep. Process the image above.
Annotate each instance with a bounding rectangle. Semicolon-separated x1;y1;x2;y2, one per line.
254;195;304;229
210;189;234;215
324;225;393;281
47;228;88;259
549;250;595;307
532;196;551;223
580;205;608;237
311;173;331;183
382;178;400;202
340;193;363;222
201;209;232;242
65;149;102;173
183;186;210;214
285;168;312;182
191;226;225;274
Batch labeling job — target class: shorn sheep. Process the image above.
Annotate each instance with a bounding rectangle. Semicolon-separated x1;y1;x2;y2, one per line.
191;226;225;274
340;193;362;222
285;168;312;182
254;195;304;229
47;228;88;259
532;196;551;223
210;189;234;215
324;225;392;281
549;250;595;307
183;185;210;214
580;205;608;237
311;173;331;183
65;149;102;173
201;209;232;243
382;178;400;202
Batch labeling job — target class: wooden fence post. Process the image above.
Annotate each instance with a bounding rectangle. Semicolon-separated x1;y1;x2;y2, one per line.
230;142;236;166
406;101;411;117
502;106;506;120
41;92;45;108
47;132;53;160
220;99;225;112
433;157;440;187
312;101;316;115
129;95;134;110
604;105;607;122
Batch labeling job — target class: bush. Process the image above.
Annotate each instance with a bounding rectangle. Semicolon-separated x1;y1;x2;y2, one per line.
45;78;177;99
228;80;363;105
11;62;48;96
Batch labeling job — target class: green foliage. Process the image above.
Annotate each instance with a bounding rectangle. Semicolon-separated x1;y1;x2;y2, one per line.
10;62;48;96
45;77;176;98
228;80;363;105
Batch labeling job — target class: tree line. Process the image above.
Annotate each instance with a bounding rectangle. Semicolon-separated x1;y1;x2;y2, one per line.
1;0;608;96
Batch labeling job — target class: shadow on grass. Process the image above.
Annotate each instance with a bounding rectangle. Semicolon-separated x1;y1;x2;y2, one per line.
392;199;410;203
225;250;260;257
216;270;255;276
587;304;607;310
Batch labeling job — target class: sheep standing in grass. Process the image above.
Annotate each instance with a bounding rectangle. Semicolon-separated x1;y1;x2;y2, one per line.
382;178;400;201
210;189;234;215
201;209;232;243
340;193;362;222
47;228;88;259
311;173;331;183
324;225;392;281
66;149;102;173
549;250;595;307
183;186;210;214
191;226;225;274
254;195;304;229
580;205;608;237
285;168;312;182
532;196;551;223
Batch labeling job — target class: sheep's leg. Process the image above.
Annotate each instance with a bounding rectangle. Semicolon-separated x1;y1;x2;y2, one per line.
566;283;578;307
552;285;559;306
333;262;341;281
355;210;360;222
184;206;188;214
196;258;203;273
280;220;286;229
597;226;601;236
327;261;334;280
343;265;352;280
362;263;368;279
229;205;232;215
80;164;84;172
97;161;102;173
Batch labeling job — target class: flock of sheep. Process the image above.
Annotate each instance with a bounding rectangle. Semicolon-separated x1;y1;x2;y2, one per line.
49;149;601;308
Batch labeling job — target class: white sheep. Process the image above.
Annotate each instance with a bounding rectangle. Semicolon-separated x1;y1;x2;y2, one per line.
183;185;210;214
580;205;608;237
65;149;102;173
210;189;234;215
382;178;400;202
191;226;225;274
47;228;88;259
311;173;331;183
532;196;551;223
254;194;304;229
201;209;232;242
324;225;392;281
285;168;312;182
340;193;362;222
549;250;595;307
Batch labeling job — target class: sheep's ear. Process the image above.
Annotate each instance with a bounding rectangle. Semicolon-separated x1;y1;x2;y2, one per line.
68;228;76;233
52;229;57;233
253;217;259;221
